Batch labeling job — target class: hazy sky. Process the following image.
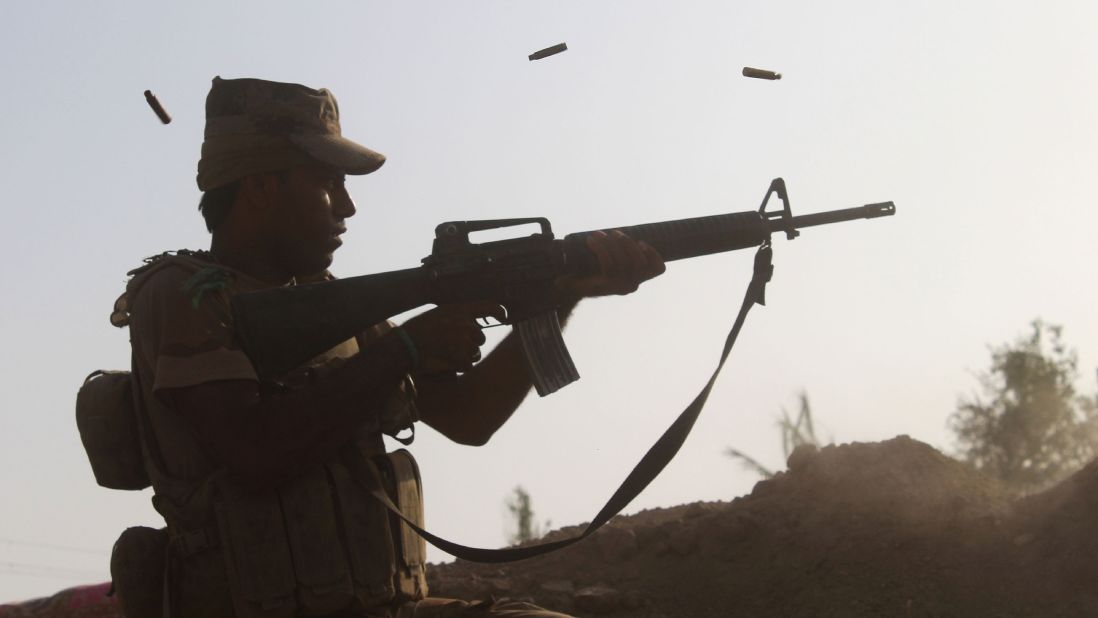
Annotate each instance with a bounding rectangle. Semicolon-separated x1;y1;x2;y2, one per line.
2;0;1096;603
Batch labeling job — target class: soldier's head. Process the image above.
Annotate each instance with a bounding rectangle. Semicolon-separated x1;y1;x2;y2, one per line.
196;77;385;277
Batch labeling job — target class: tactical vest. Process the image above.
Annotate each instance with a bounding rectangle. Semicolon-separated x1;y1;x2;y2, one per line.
79;252;428;617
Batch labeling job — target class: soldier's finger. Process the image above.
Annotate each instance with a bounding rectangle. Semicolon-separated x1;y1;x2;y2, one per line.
585;231;615;277
639;241;667;280
432;302;506;326
453;355;476;373
594;231;628;278
458;302;508;324
604;230;636;279
617;232;649;281
435;341;476;372
465;322;488;347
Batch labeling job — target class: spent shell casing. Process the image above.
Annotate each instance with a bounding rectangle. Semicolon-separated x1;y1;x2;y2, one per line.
529;42;568;61
143;90;172;124
742;67;782;80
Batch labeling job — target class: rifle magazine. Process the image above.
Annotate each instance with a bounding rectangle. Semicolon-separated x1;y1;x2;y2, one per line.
516;312;580;396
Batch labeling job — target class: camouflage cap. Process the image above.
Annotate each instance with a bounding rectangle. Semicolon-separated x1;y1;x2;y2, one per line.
196;76;385;191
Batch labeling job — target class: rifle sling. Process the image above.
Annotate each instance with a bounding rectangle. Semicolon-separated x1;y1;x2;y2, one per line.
347;242;775;563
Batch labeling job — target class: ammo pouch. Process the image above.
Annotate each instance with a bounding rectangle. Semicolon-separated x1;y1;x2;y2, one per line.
375;449;429;599
75;370;150;490
111;526;168;618
214;449;428;618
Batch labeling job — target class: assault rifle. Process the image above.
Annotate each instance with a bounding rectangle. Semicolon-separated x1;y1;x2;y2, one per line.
231;178;895;395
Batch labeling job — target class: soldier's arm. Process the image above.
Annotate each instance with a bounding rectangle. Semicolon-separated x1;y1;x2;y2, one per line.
161;300;511;481
134;266;494;482
161;333;414;482
414;303;576;446
415;231;664;446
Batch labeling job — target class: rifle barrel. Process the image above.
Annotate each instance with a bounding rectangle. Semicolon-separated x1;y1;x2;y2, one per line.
564;201;896;272
776;202;896;234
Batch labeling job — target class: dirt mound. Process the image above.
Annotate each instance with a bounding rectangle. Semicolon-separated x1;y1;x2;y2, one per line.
7;436;1097;617
427;436;1098;617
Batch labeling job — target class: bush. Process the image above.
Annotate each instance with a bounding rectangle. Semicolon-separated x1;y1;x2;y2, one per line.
950;320;1098;491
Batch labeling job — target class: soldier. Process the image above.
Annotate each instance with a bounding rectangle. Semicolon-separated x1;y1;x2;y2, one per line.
112;76;664;618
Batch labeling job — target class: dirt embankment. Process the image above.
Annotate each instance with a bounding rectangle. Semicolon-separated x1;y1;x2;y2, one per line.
6;436;1097;617
428;436;1098;617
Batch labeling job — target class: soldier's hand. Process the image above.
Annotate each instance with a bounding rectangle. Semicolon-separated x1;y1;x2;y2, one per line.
555;230;666;301
400;302;506;374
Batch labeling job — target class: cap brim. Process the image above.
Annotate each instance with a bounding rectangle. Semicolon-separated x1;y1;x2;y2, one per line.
289;133;386;175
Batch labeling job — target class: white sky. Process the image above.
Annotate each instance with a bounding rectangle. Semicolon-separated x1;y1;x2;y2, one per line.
1;0;1096;603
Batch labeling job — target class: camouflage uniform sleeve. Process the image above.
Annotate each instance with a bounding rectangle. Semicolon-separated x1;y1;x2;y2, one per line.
129;265;258;392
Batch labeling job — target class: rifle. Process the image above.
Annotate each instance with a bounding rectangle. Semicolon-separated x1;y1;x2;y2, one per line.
231;178;895;394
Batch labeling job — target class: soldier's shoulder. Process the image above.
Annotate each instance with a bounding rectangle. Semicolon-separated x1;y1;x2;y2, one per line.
126;249;216;280
111;250;231;327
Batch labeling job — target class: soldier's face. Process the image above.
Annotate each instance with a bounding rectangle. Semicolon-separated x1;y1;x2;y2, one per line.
267;165;356;277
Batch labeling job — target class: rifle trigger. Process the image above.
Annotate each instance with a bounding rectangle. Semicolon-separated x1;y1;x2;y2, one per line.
478;317;507;329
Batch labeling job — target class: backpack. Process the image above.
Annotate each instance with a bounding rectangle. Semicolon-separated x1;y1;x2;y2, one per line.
75;369;150;490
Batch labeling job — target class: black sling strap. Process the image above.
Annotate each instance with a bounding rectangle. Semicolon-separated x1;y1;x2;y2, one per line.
347;243;775;563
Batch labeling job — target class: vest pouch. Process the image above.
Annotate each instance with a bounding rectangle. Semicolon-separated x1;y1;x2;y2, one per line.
111;526;167;618
213;482;297;618
75;370;150;490
327;459;399;609
378;449;429;600
277;465;355;614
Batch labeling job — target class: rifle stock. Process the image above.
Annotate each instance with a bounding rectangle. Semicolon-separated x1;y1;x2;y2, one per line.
232;268;433;380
